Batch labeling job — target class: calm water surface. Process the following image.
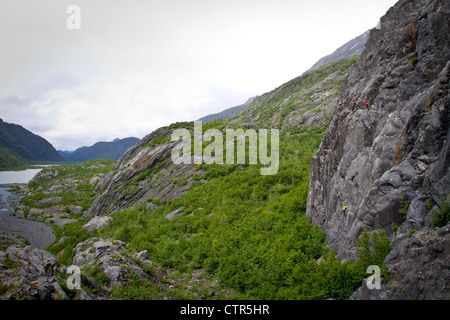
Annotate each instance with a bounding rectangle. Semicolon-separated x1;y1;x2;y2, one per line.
0;168;44;184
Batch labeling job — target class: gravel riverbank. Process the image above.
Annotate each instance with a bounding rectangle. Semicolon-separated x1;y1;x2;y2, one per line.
0;184;55;249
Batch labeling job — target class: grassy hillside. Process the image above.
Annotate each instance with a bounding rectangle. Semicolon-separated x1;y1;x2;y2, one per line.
19;124;392;300
232;56;359;129
7;57;392;300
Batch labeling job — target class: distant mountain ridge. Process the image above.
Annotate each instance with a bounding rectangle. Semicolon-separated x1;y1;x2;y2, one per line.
58;137;140;162
197;96;256;123
0;118;63;170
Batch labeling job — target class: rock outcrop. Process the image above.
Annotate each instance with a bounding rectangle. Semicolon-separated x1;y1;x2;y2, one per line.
0;243;60;300
72;237;159;289
86;125;205;217
306;0;449;299
350;225;450;300
0;240;104;300
82;216;113;232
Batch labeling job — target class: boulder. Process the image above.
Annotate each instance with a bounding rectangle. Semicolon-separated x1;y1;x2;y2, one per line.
72;237;155;288
5;245;57;277
165;207;185;220
0;244;89;300
83;216;113;232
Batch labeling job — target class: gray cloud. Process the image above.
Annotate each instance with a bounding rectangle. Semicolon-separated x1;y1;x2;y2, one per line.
0;0;398;150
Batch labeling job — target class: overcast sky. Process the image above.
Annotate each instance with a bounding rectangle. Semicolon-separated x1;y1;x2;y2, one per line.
0;0;398;151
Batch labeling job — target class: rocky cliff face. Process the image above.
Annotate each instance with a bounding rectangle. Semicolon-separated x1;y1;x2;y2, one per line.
306;0;449;299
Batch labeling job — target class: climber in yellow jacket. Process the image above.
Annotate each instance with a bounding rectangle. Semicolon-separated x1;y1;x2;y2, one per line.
343;204;347;214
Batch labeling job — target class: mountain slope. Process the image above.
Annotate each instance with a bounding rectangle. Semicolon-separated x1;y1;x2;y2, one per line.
306;0;449;299
86;56;360;218
199;30;369;126
59;137;140;162
7;0;448;301
85;125;199;217
307;30;369;72
0;118;63;169
78;54;385;299
197;96;256;123
231;56;359;129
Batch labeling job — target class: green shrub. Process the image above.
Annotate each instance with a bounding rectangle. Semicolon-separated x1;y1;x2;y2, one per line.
85;265;110;287
47;221;91;265
3;257;18;269
355;229;391;281
431;194;450;228
398;196;409;220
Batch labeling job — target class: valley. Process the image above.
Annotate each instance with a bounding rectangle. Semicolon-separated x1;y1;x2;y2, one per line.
1;124;386;300
0;0;449;302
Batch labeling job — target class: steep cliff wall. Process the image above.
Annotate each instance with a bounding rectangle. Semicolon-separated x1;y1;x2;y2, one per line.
306;0;449;299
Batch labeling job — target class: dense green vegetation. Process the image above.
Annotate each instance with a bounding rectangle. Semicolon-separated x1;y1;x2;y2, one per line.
46;125;389;299
15;120;393;300
0;145;26;170
12;56;394;300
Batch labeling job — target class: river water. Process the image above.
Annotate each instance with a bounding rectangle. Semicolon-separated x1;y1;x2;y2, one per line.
0;167;55;249
0;168;43;185
0;167;43;217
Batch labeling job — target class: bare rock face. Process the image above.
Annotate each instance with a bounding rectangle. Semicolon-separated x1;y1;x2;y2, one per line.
0;241;109;300
0;243;62;300
83;216;113;232
306;0;449;299
86;125;204;217
350;225;450;300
